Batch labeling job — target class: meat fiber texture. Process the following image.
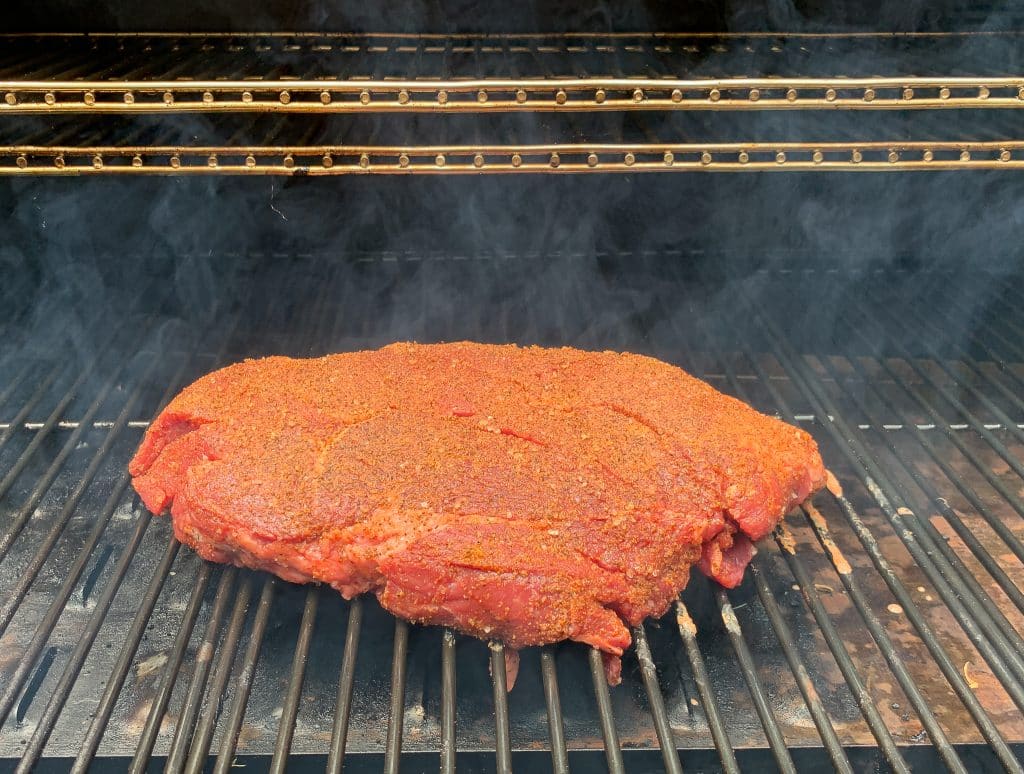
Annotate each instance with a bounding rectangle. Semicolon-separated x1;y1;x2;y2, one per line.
130;342;825;683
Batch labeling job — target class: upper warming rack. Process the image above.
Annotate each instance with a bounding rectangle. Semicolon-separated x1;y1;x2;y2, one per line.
3;32;1024;112
2;32;1024;174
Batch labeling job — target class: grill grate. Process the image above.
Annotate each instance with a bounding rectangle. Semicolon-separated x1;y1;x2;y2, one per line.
1;255;1024;771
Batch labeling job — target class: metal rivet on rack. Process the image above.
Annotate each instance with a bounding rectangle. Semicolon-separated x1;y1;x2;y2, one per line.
44;92;55;105
53;155;64;169
202;91;214;104
322;154;333;168
162;91;174;105
15;154;27;169
888;149;899;162
978;85;990;99
786;88;798;101
359;153;370;168
169;154;180;168
633;88;644;102
279;90;291;104
511;153;522;167
923;149;934;162
624;152;636;166
83;91;96;106
283;154;294;168
903;87;914;100
473;153;484;168
242;91;253;103
776;151;787;163
131;154;143;168
555;89;567;105
437;90;448;105
825;88;837;101
435;154;446;167
549;152;560;168
1000;148;1012;161
708;88;721;102
515;89;527;103
701;150;712;164
3;92;16;105
398;90;410;104
359;90;370;104
813;149;824;164
207;154;218;168
398;153;410;167
863;88;875;102
748;88;760;102
594;89;606;104
961;149;972;161
663;151;674;165
245;154;256;168
587;153;598;167
671;88;683;102
1018;86;1024;100
477;89;488;103
123;92;135;104
320;91;331;104
738;150;749;164
940;86;951;99
91;154;102;169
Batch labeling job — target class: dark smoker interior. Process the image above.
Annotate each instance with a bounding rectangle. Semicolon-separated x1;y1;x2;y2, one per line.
3;1;1024;773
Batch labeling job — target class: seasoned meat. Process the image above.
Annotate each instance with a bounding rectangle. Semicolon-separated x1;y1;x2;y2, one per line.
130;342;825;680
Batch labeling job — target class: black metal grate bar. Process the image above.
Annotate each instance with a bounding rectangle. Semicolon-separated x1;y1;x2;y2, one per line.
489;642;514;774
0;364;60;452
748;563;854;774
588;647;626;774
440;629;458;774
269;588;319;773
326;598;363;774
714;588;798;774
383;618;410;774
539;648;570;774
673;600;740;774
632;625;684;774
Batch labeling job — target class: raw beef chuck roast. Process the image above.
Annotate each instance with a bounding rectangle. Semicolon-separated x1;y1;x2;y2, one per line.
130;342;825;681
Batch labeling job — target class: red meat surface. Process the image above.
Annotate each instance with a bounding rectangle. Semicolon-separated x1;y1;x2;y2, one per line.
129;342;825;681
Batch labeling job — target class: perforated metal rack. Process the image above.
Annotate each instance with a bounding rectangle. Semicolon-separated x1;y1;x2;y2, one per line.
2;32;1024;174
2;255;1024;771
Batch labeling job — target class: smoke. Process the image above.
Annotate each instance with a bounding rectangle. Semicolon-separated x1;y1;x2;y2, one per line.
2;1;1024;418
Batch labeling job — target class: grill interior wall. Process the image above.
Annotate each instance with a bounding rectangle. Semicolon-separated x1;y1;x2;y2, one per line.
2;170;1024;769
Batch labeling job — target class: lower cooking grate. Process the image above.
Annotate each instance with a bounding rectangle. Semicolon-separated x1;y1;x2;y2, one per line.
2;255;1024;773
